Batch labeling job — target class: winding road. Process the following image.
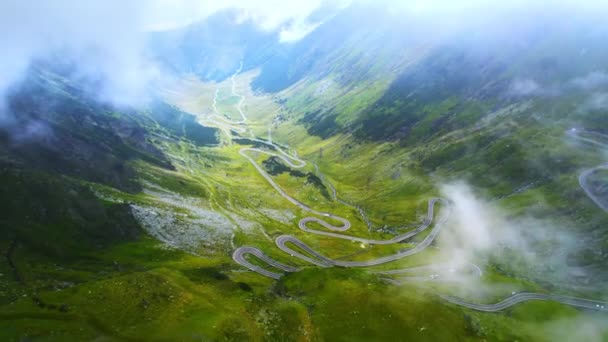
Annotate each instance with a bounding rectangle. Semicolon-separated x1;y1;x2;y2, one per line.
440;292;608;312
238;147;351;231
374;262;484;284
568;128;608;212
231;246;297;280
296;198;442;244
199;61;248;134
579;164;608;212
194;63;608;313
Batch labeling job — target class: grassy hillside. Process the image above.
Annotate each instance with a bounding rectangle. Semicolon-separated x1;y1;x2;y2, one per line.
157;59;608;340
2;8;608;341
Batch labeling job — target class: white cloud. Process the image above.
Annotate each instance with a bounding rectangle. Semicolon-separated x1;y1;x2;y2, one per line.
143;0;349;34
437;181;588;288
1;0;607;111
508;79;562;98
571;72;608;91
508;79;543;97
509;71;608;99
584;92;608;110
0;1;158;107
0;0;347;110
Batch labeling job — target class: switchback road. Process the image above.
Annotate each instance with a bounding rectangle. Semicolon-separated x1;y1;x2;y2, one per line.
198;65;607;314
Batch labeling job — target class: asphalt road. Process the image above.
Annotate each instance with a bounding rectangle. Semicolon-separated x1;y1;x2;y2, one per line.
297;198;444;244
200;61;248;135
440;292;608;312
568;128;608;212
239;147;351;231
374;262;483;277
232;198;449;277
578;163;608;212
232;246;298;280
311;162;374;229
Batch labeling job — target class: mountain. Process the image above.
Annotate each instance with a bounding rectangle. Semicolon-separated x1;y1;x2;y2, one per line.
0;62;223;339
149;10;281;81
237;4;608;289
1;2;608;341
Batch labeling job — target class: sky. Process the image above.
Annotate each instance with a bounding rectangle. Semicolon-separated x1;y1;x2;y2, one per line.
143;0;351;41
0;0;607;111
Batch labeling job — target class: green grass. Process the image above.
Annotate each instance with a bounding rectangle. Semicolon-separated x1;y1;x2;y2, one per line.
4;56;608;341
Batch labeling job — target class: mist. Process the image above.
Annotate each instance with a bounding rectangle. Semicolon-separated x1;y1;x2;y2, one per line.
0;0;348;115
0;1;158;109
2;0;608;111
436;181;592;293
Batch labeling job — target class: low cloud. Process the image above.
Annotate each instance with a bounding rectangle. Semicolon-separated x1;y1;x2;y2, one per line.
541;316;608;342
229;0;350;42
571;71;608;90
9;120;54;143
508;79;545;97
509;71;608;99
145;0;349;36
1;0;606;112
574;74;608;110
0;1;159;111
584;92;608;110
436;181;590;291
0;0;348;115
436;181;530;282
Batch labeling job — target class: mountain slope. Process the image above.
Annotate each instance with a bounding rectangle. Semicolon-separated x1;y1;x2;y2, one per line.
2;3;608;341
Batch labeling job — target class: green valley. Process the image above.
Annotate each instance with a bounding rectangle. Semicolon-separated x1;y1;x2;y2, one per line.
1;1;608;341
